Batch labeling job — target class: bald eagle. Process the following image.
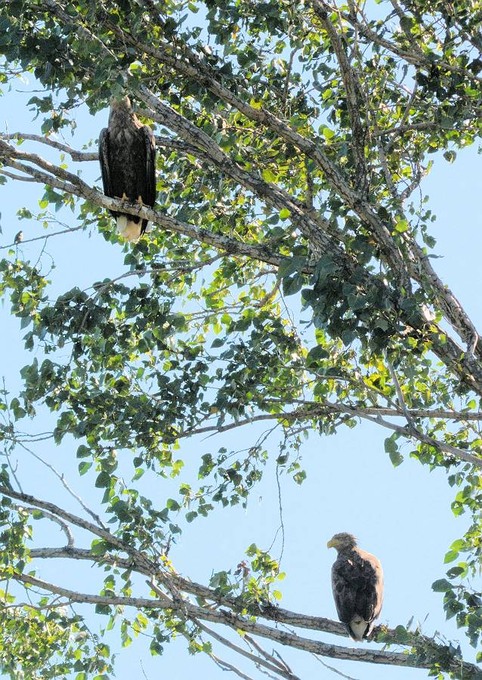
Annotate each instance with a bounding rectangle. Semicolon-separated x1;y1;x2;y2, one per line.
327;532;383;641
99;96;156;241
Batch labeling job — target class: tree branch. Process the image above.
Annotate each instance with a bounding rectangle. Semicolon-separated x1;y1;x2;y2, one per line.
5;568;480;679
310;0;369;197
179;402;482;469
3;135;482;398
0;138;285;268
1;133;97;161
22;544;481;680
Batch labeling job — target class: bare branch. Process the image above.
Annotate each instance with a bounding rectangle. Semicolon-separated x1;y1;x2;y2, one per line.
16;440;106;528
244;634;300;680
313;654;359;680
209;654;257;680
0;138;285;268
194;619;300;680
21;506;74;547
0;226;85;250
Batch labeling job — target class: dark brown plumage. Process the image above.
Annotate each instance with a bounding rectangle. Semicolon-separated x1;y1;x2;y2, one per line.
99;96;156;241
327;532;384;641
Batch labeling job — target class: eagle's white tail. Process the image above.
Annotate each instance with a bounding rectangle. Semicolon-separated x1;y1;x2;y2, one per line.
349;616;369;641
116;215;142;242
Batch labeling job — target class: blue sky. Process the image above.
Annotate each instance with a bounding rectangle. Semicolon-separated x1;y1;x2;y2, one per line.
0;77;481;680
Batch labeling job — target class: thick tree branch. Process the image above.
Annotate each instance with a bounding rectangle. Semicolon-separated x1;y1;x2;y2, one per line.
138;45;482;359
310;0;369;197
137;63;412;290
0;138;284;268
68;2;413;292
2;136;482;400
0;477;475;678
144;25;482;362
182;615;301;680
20;546;473;674
138;87;340;260
5;567;480;679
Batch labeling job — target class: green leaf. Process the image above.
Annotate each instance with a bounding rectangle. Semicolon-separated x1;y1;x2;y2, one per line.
78;462;92;476
394;219;409;233
393;625;411;644
166;498;180;512
261;168;277;183
432;579;452;592
76;445;90;458
446;566;465;578
293;470;306;485
282;275;303;296
385;436;403;466
444;550;459;564
95;472;111;489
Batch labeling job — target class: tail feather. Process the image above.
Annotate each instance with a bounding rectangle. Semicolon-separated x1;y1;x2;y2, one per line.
116;215;143;242
349;616;369;641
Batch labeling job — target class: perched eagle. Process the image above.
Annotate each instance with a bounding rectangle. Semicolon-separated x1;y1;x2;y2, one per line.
327;532;383;641
99;96;156;241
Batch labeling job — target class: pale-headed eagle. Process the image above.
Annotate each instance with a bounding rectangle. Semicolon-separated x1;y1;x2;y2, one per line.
99;96;156;241
327;532;384;641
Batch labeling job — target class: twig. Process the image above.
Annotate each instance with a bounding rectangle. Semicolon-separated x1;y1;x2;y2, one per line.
195;619;299;680
244;634;300;679
209;653;256;680
16;441;106;528
313;654;359;680
21;505;74;547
